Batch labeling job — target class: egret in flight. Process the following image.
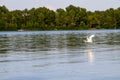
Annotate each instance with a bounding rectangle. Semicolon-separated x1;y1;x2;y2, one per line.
84;35;95;43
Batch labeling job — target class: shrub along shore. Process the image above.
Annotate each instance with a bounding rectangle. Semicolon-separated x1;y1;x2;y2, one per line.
0;5;120;31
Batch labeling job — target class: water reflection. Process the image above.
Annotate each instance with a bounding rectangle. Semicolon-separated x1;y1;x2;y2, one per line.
0;35;10;53
85;49;94;63
0;33;86;53
0;30;120;80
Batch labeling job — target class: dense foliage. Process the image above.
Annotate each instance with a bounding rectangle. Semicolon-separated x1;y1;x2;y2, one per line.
0;5;120;31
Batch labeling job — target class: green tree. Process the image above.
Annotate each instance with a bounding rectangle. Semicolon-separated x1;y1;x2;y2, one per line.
0;5;120;30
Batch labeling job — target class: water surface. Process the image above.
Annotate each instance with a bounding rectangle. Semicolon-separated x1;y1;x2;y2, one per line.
0;30;120;80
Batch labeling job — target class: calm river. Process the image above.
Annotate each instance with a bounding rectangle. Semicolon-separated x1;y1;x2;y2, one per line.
0;30;120;80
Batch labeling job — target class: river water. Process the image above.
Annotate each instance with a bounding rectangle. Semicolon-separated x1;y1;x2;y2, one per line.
0;30;120;80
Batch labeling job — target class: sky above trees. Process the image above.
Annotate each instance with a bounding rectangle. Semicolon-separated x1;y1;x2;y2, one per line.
0;0;120;11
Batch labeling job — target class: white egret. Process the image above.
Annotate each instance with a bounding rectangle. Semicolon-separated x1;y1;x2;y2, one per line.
84;34;95;43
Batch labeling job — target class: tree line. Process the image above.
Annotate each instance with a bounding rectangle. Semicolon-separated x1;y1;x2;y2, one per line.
0;5;120;31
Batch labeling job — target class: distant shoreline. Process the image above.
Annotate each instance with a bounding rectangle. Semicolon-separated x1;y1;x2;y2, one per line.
0;29;120;32
0;5;120;31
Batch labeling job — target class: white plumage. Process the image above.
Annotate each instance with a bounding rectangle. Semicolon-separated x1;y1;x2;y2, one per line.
84;35;95;43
